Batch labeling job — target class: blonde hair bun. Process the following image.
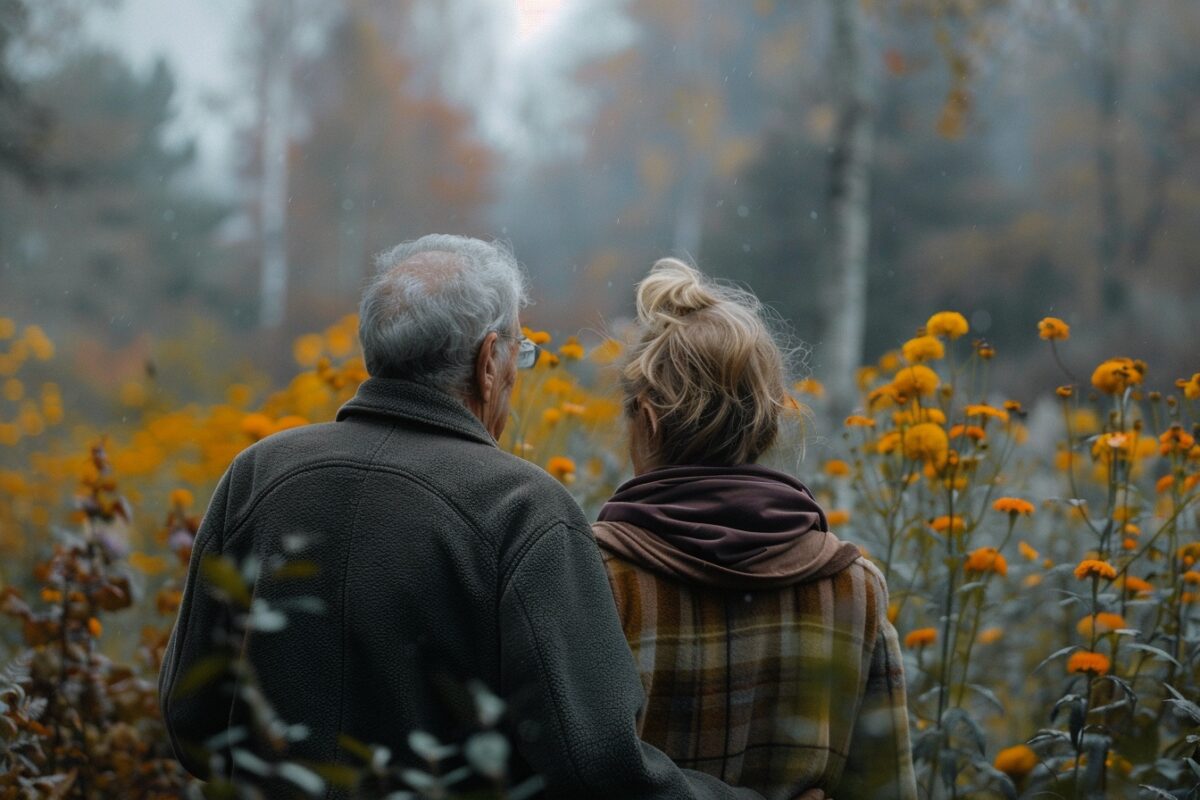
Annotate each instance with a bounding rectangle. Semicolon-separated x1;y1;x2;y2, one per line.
636;258;718;326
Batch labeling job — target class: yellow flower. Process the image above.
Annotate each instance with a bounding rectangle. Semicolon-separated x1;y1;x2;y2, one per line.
827;509;851;526
558;336;585;360
1019;541;1039;561
241;413;274;440
546;456;576;484
904;628;937;648
1091;357;1145;395
902;335;945;363
949;424;986;442
893;407;946;426
1183;571;1200;585
1066;651;1110;676
965;547;1008;577
965;404;1010;423
876;431;902;455
993;497;1035;516
590;338;623;364
1177;373;1200;400
844;415;875;428
292;333;324;368
1056;385;1074;399
0;317;14;339
892;365;940;397
170;488;195;509
1074;559;1117;581
523;327;552;346
994;744;1038;779
542;407;562;425
325;326;355;358
129;551;170;576
1160;425;1195;455
1037;317;1070;341
1116;575;1152;596
929;515;966;535
877;351;901;372
1077;612;1126;636
824;459;851;478
926;311;969;340
87;617;103;638
903;422;949;467
3;378;23;402
794;377;825;397
1156;475;1175;494
977;627;1004;645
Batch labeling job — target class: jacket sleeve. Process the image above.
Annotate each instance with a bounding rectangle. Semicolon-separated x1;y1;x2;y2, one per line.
158;469;235;780
499;521;763;800
832;599;918;800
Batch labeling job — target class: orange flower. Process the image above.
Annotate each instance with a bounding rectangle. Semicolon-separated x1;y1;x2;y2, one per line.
522;327;552;345
903;422;949;467
1116;575;1153;596
794;378;825;397
965;404;1010;423
926;311;969;340
1076;612;1126;636
1074;559;1117;581
824;459;851;478
558;336;585;360
929;515;966;535
1066;650;1110;676
876;431;902;455
1019;541;1039;561
1177;373;1200;400
977;627;1004;645
965;546;1008;577
1156;475;1175;494
1056;385;1074;399
827;509;851;526
902;335;945;363
949;424;986;442
892;365;940;397
546;456;576;484
993;497;1035;516
994;744;1038;779
87;617;103;638
1091;357;1145;395
1160;425;1196;455
904;628;937;648
170;488;194;509
1183;571;1200;585
1037;317;1070;341
844;414;876;428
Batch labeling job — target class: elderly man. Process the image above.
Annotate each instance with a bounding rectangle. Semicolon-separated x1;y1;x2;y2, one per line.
160;235;768;799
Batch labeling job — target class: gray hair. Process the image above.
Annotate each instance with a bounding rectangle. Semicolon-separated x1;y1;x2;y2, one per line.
358;235;529;396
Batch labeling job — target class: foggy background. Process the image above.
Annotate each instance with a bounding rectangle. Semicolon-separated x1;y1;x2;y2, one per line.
2;0;1197;412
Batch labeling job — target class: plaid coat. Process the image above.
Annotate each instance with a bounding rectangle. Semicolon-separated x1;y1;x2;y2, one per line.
599;539;917;800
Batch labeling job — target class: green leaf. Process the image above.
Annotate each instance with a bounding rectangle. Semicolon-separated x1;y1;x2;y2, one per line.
201;555;252;608
172;653;231;698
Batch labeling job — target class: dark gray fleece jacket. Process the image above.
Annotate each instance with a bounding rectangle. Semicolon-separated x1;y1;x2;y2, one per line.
159;377;761;800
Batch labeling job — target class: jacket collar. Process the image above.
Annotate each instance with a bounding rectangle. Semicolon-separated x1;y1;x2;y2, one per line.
336;377;496;447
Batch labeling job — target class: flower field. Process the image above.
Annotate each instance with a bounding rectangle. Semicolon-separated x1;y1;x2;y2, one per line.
1;312;1198;799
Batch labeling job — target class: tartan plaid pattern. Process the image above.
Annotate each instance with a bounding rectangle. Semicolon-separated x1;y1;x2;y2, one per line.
601;549;918;800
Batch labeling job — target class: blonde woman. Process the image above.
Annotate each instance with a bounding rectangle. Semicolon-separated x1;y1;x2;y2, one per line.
594;258;918;800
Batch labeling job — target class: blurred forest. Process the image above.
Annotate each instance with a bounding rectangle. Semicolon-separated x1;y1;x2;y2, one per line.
1;0;1198;408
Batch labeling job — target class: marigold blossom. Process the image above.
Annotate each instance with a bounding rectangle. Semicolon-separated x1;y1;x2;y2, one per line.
1091;357;1146;395
1066;650;1110;676
903;422;949;466
994;744;1038;778
904;628;937;648
1074;559;1117;581
965;547;1008;576
1019;541;1039;561
929;515;966;535
993;497;1035;516
824;459;851;478
892;365;940;397
902;335;945;363
965;404;1010;424
794;378;825;397
1037;317;1070;341
827;509;851;526
844;414;875;428
1076;612;1126;636
926;311;969;340
546;456;576;484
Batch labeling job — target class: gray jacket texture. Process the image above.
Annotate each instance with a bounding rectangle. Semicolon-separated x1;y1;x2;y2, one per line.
159;377;762;800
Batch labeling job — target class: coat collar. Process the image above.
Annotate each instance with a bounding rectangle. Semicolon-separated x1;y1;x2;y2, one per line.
336;377;496;447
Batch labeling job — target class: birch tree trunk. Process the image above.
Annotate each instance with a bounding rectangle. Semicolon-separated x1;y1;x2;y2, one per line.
258;0;294;330
823;0;874;412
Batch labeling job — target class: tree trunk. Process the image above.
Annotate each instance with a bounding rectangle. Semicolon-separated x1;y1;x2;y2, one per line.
822;0;874;412
258;0;294;329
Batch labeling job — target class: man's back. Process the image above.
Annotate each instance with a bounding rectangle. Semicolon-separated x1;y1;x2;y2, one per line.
161;379;601;788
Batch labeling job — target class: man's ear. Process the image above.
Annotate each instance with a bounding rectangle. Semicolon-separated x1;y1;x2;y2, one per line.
473;331;500;404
